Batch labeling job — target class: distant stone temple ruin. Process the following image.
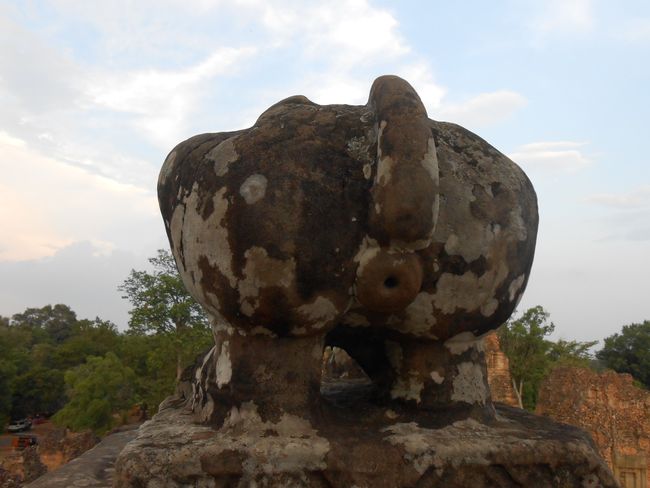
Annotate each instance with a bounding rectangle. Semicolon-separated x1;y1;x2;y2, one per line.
538;366;650;488
114;75;617;486
484;331;520;407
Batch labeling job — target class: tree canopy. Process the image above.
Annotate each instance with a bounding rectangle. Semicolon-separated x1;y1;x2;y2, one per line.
597;320;650;388
498;305;596;410
53;352;137;434
0;250;213;434
118;249;212;380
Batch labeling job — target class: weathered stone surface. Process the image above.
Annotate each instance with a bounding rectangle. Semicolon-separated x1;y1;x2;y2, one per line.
25;427;138;488
0;467;21;488
156;75;538;423
0;446;46;487
485;331;520;407
537;366;650;486
38;428;99;472
115;384;617;487
115;75;615;487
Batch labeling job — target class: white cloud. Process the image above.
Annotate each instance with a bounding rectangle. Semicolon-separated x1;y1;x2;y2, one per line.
0;242;144;328
438;90;527;128
0;134;161;262
615;18;650;43
531;0;594;35
508;141;592;172
586;186;650;209
86;46;258;147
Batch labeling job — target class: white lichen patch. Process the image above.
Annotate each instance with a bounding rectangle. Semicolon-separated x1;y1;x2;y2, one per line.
376;155;395;186
346;136;372;163
169;186;237;315
430;370;444;384
421;137;439;185
444;234;460;256
451;362;487;405
389;237;432;253
206;137;238;177
363;163;372;179
508;274;526;301
250;326;277;337
382;419;497;475
391;372;424;403
210;315;236;336
432;264;508;315
239;174;268;204
444;331;485;355
385;340;403;371
480;298;499;317
509;206;528;241
398;292;438;338
381;422;436;474
342;312;370;327
219;402;330;476
296;296;339;330
353;236;380;277
238;246;296;315
434;169;512;263
376;120;387;159
215;340;232;388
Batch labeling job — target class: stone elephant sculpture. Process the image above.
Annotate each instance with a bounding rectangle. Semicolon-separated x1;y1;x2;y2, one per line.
158;75;538;424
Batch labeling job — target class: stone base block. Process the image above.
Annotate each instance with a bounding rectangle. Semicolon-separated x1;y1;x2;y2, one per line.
115;384;617;488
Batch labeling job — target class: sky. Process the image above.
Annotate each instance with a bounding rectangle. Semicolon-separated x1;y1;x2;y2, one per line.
0;0;648;345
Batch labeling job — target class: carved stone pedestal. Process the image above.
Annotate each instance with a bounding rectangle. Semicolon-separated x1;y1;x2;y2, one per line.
114;382;617;488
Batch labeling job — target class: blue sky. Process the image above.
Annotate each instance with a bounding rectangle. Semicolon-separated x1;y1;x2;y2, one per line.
0;0;648;344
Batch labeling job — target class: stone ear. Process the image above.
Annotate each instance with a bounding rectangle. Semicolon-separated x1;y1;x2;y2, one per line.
366;76;439;248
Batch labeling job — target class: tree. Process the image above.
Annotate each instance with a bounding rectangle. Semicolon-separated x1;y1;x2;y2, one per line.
53;352;137;435
119;249;212;381
10;367;65;418
0;319;31;428
498;306;599;410
11;304;78;344
498;306;555;410
548;338;597;367
597;320;650;388
53;318;120;370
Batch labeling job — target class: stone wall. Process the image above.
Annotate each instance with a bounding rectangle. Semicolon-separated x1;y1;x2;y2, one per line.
537;366;650;487
0;428;97;486
484;332;519;407
38;429;98;472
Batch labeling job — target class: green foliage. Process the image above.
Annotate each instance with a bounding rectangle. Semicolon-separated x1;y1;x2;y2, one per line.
0;319;30;428
498;306;597;410
596;320;650;388
119;249;211;381
0;351;16;431
10;367;65;418
119;249;208;335
11;304;78;344
53;352;137;435
498;306;555;410
548;338;597;367
53;318;120;370
0;250;212;434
